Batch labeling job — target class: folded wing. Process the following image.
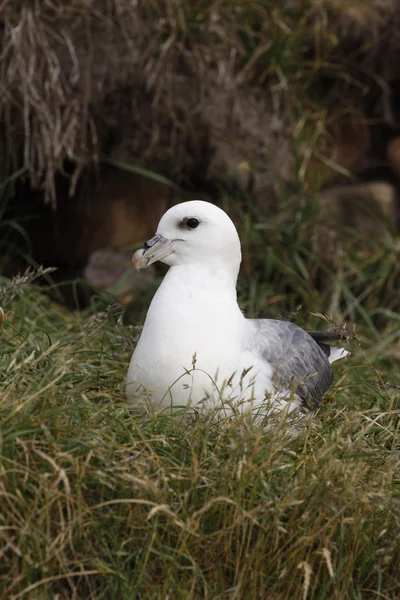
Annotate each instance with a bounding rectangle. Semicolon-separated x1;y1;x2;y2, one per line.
248;319;342;409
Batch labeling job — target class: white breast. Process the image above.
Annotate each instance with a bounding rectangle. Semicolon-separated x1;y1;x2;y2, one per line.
126;265;268;411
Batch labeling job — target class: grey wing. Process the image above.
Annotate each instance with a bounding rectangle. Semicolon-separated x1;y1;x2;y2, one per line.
249;319;334;408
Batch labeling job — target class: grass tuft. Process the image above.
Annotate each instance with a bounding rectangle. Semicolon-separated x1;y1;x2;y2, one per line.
1;268;399;599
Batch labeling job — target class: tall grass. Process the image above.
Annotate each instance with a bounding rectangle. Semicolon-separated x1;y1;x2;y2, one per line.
1;3;400;596
1;230;399;599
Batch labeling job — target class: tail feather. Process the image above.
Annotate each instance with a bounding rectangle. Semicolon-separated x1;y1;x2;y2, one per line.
327;346;350;364
306;330;347;343
306;331;350;364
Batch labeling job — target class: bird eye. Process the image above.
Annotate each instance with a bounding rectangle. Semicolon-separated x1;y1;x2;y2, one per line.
186;218;200;229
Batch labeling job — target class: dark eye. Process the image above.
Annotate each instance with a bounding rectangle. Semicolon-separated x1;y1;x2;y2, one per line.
186;218;200;229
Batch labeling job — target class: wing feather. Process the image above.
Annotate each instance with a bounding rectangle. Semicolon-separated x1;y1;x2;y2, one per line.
249;319;334;408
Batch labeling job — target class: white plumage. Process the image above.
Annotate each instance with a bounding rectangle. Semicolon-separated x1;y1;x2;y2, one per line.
126;201;348;415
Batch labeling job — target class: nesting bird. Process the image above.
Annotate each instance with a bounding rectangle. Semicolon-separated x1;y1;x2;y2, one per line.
126;201;348;416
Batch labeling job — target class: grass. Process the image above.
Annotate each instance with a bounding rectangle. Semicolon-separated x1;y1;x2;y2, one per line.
2;0;399;201
1;208;400;599
1;3;400;597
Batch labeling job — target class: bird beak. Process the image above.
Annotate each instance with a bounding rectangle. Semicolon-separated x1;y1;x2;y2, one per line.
132;234;175;271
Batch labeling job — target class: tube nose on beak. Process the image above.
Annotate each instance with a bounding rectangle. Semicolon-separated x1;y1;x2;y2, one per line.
132;234;175;271
143;234;163;251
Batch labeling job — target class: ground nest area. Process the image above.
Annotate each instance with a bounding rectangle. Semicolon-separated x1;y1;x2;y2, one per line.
1;2;400;599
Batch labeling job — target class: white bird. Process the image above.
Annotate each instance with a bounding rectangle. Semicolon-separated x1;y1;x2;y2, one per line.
126;201;349;417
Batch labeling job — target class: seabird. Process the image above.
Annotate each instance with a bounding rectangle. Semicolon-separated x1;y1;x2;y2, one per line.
126;201;349;416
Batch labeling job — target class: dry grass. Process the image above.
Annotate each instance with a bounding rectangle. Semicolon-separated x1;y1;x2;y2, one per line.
1;221;400;598
1;7;400;594
1;0;400;203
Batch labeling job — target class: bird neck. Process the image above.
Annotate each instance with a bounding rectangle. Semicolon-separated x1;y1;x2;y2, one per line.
145;263;242;330
165;262;238;295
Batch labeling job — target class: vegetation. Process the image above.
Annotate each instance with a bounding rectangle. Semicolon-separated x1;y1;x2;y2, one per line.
1;196;400;598
1;1;400;598
1;0;399;201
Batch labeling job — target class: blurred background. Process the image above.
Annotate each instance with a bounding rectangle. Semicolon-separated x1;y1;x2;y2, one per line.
1;0;400;327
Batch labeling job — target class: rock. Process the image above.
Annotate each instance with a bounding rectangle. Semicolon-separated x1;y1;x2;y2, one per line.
83;248;155;303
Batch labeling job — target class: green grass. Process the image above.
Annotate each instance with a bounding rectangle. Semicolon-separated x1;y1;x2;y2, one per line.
1;237;400;599
2;1;400;596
